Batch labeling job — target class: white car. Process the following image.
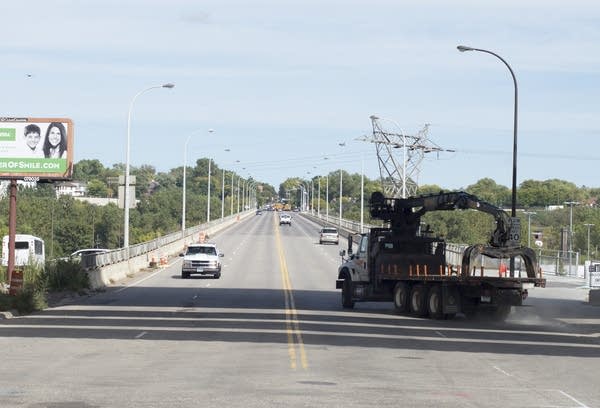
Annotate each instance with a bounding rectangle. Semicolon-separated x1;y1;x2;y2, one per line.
279;214;292;226
180;243;224;279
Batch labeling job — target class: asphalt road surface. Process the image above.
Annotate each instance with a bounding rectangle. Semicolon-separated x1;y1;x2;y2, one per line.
1;212;599;408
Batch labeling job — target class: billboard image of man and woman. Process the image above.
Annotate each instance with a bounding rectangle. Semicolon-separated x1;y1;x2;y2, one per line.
0;118;73;180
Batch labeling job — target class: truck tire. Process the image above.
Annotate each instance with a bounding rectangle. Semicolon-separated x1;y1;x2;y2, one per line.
181;271;189;279
410;284;428;317
393;282;409;313
427;285;443;319
342;274;355;309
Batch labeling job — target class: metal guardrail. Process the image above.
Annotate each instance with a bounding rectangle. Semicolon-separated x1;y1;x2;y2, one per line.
81;213;249;270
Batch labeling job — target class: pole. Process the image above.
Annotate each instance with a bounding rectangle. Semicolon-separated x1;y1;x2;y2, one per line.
230;171;234;216
221;168;225;220
317;177;321;217
182;133;192;234
207;158;212;223
339;169;343;226
458;45;518;275
584;223;594;261
7;180;17;284
124;83;174;248
565;201;579;276
326;175;329;220
237;177;240;213
361;156;364;233
524;211;536;247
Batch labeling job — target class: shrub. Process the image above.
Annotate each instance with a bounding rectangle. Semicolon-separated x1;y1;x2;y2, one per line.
44;259;90;292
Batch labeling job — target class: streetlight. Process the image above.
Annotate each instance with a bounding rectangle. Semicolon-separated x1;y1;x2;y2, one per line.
457;45;518;218
182;128;212;233
206;129;215;224
584;223;594;261
523;211;536;247
338;142;345;225
221;167;226;220
124;83;174;248
564;201;579;276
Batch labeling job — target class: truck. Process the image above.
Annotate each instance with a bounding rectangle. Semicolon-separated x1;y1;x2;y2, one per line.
336;191;545;320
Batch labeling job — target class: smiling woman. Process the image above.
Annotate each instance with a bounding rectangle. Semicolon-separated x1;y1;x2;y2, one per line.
43;122;68;159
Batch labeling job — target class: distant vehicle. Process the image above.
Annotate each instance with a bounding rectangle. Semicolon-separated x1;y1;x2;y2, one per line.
1;234;45;267
293;207;300;212
319;227;339;245
279;213;292;226
256;210;263;215
180;243;224;279
70;248;110;258
69;248;110;269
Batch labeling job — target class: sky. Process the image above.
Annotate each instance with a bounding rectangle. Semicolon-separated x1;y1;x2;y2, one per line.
2;0;600;191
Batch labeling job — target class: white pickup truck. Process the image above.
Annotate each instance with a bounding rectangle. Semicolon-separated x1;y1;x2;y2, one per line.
180;243;224;279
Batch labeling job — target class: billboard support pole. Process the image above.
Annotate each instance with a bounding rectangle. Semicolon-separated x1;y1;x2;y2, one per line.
7;179;17;286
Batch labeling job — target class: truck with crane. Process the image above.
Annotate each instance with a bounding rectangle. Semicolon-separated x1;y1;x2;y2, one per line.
336;191;545;320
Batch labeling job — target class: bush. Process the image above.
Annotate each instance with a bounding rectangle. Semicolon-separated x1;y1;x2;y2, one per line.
0;265;47;313
44;259;90;292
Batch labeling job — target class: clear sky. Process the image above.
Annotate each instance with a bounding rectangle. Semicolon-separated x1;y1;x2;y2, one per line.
2;0;599;191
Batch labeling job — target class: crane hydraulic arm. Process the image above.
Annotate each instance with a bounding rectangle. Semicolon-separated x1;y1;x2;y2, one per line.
369;191;517;248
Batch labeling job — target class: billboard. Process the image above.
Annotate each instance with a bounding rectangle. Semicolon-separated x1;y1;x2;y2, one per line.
0;117;73;180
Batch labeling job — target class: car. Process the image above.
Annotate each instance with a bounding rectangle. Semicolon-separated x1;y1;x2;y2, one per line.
68;248;111;269
319;227;339;245
180;243;224;279
279;213;292;226
256;210;263;215
70;248;110;259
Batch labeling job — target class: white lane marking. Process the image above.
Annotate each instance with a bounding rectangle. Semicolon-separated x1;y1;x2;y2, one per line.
435;330;446;338
115;267;168;293
558;390;590;408
492;365;512;377
135;331;147;339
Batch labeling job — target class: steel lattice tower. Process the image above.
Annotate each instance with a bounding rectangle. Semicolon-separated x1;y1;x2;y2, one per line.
362;115;452;199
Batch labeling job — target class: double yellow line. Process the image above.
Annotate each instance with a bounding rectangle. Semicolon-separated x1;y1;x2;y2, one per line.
274;220;308;370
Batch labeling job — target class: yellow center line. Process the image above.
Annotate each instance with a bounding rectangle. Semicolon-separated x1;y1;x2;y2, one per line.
274;217;308;370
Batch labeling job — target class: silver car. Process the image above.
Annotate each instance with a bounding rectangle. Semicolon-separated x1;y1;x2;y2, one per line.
319;227;339;245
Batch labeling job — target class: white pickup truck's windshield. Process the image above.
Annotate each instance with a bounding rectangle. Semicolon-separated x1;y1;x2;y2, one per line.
187;246;216;255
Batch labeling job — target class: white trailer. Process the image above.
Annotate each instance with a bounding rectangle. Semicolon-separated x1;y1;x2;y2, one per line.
1;234;45;267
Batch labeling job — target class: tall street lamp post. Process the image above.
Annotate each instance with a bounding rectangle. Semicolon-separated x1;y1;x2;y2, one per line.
221;168;225;220
523;211;536;247
457;45;518;218
458;45;518;276
564;201;579;276
124;83;174;248
584;223;594;261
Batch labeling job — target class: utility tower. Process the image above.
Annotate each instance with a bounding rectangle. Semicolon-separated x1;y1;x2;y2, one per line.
362;115;453;199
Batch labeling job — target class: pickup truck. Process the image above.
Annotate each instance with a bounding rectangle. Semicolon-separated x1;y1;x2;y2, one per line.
180;243;224;279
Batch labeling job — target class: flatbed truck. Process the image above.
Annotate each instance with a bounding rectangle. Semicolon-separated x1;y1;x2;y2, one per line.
336;191;545;320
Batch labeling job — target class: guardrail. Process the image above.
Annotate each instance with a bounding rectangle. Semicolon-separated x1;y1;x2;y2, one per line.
84;210;254;288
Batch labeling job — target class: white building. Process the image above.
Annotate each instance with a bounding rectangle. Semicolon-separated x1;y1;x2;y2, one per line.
55;181;87;198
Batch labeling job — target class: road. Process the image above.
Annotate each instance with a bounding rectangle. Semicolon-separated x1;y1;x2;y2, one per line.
1;212;599;408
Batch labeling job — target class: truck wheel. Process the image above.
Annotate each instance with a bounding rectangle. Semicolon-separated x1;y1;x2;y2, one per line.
427;285;443;319
342;275;355;309
410;284;428;317
181;271;189;279
214;272;221;279
393;282;409;313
